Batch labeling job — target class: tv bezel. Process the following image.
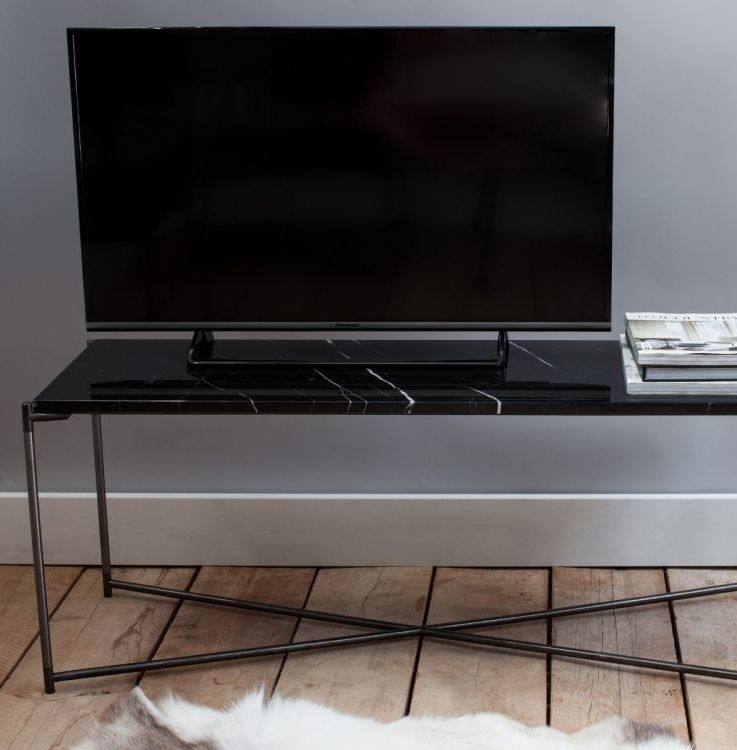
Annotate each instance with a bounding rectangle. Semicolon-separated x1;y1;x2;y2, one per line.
67;25;615;333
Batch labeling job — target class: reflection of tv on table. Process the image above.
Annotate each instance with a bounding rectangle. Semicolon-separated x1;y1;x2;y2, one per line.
68;26;614;365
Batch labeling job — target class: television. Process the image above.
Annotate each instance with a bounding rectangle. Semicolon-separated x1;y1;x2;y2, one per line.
67;27;614;336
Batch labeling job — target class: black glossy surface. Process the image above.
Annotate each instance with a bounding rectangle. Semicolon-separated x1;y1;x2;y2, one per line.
69;27;613;329
32;339;737;415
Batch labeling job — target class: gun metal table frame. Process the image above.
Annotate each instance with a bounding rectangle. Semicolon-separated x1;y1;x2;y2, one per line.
22;338;737;694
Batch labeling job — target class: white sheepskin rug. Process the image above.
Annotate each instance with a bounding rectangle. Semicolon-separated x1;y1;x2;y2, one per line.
72;688;690;750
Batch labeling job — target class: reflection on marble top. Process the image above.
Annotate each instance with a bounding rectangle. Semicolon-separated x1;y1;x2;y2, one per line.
30;339;737;415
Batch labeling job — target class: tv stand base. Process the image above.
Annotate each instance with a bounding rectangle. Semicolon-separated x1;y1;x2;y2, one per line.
187;329;510;372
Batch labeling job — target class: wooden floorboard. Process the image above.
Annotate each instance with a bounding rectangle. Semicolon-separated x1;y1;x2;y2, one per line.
140;566;316;707
5;564;730;747
0;566;194;749
669;568;737;750
550;568;689;742
274;567;432;720
410;567;549;724
0;565;81;685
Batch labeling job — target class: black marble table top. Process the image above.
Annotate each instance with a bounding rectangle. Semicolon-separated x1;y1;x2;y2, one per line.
31;338;737;416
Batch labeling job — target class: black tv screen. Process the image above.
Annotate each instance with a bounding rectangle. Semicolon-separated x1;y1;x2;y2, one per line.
68;27;614;331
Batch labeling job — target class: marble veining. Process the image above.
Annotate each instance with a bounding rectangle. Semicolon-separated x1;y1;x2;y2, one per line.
509;342;556;369
366;368;416;413
199;376;259;413
324;339;352;360
313;369;368;414
469;387;503;415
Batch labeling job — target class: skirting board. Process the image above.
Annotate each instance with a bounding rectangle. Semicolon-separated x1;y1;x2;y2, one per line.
1;492;736;566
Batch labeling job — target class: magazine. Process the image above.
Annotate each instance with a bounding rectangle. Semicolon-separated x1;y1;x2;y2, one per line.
620;336;737;395
625;313;737;366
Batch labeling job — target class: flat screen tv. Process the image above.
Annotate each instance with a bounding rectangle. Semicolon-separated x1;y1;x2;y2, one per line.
68;26;614;332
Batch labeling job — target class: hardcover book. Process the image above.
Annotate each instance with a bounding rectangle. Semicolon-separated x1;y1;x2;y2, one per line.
620;336;737;395
625;313;737;366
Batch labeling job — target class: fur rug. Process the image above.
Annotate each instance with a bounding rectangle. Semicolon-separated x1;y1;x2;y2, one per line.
72;688;690;750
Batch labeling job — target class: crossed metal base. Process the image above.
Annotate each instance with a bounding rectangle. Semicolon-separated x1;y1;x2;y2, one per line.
22;403;737;695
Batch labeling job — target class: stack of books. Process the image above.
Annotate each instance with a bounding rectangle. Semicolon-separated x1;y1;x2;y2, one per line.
621;313;737;395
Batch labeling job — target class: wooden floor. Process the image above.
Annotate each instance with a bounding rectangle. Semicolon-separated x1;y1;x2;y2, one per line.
0;566;735;748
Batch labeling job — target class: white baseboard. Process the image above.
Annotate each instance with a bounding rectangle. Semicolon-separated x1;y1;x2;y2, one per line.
1;492;735;566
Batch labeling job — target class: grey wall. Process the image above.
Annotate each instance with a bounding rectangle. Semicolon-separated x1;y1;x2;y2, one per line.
2;0;737;495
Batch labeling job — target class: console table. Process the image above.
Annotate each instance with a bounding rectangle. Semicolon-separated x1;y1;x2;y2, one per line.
22;338;737;694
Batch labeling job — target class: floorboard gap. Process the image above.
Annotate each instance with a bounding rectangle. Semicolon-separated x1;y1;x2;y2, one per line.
545;566;553;726
271;567;320;698
135;566;200;686
664;568;694;746
0;564;86;692
403;566;437;716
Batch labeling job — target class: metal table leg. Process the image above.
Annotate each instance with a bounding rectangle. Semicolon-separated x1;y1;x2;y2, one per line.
22;403;62;694
92;414;112;597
